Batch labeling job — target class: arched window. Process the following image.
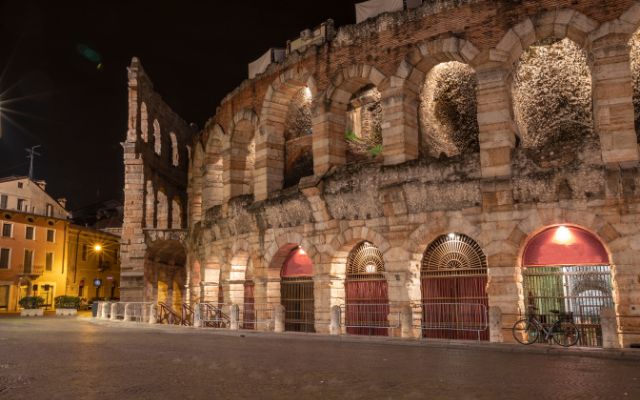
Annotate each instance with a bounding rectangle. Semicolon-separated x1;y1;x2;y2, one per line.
153;119;161;156
140;102;149;142
170;132;179;167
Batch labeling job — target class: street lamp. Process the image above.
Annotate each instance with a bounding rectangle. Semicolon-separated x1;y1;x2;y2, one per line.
94;244;103;299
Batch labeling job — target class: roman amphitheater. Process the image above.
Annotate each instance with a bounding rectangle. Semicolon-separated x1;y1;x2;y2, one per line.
117;0;640;347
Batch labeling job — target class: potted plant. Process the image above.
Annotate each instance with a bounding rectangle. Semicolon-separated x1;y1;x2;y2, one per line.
19;296;45;317
54;296;81;316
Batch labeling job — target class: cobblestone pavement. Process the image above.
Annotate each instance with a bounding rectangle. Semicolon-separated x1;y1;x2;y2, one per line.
0;318;639;400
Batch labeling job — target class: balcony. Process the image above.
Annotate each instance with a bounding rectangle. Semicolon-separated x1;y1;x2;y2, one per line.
18;264;45;277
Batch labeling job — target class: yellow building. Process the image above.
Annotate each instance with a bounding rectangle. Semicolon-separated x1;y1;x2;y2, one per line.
0;176;121;312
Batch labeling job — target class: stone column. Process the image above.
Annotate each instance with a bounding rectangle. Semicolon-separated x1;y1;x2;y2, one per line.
330;305;341;335
380;89;419;165
312;105;346;176
274;304;285;333
229;304;240;331
489;306;503;343
254;126;285;201
591;37;639;168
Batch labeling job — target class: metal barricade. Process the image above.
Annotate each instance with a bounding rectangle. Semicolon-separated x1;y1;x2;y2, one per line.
240;303;274;330
419;302;488;341
125;302;153;322
340;303;400;336
198;302;230;328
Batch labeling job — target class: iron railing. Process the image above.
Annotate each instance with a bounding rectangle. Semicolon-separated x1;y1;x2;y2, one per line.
240;303;274;330
418;302;489;341
198;302;230;328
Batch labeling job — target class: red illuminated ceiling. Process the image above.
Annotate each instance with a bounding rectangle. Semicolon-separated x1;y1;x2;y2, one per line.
281;247;314;278
522;226;609;267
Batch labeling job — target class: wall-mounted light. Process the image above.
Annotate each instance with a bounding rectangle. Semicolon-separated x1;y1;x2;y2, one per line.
553;226;573;245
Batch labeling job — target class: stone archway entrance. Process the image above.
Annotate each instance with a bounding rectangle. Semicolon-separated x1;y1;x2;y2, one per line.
345;241;389;336
280;247;315;333
421;233;489;341
144;239;187;311
521;225;614;347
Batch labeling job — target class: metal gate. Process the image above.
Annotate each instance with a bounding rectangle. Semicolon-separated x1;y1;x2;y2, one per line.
421;234;489;341
281;277;315;332
242;281;255;330
345;241;389;336
523;265;614;347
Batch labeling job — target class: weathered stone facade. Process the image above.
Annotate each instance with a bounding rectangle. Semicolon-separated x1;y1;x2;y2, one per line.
123;0;640;346
120;59;194;305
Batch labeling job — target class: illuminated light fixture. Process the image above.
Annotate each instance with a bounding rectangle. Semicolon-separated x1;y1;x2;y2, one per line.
94;244;103;252
365;264;377;274
448;233;457;240
303;86;312;102
297;247;307;255
553;226;572;245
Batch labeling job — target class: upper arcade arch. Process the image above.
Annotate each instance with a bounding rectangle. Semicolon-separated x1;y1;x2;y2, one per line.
203;124;225;212
188;142;205;224
224;109;258;201
256;68;317;200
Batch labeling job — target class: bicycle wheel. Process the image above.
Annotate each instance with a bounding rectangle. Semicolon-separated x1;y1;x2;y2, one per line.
552;321;580;347
512;319;539;345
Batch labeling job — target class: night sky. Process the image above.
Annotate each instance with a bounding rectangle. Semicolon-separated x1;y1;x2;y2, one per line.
0;0;362;209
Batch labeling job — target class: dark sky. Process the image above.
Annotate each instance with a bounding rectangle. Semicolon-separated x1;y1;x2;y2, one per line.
0;0;362;209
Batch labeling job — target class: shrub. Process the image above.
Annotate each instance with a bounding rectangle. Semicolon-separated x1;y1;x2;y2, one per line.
19;296;45;310
54;296;81;309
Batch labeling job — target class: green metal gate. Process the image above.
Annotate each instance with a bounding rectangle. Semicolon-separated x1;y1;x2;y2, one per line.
522;265;614;347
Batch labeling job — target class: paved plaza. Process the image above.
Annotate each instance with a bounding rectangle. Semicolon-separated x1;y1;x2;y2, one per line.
0;318;639;399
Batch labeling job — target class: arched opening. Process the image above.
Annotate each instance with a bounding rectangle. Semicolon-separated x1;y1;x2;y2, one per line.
140;102;149;142
156;188;168;229
421;233;488;341
189;143;204;224
170;132;179;166
345;241;389;336
242;265;255;330
229;120;255;198
280;246;315;333
283;87;314;188
419;61;479;158
144;240;186;310
512;38;594;168
144;179;155;228
203;125;224;211
153;119;162;156
345;85;383;163
629;29;640;141
521;225;614;347
171;197;182;229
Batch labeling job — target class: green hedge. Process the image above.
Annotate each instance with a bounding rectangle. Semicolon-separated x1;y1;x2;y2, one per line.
19;296;45;310
55;296;81;309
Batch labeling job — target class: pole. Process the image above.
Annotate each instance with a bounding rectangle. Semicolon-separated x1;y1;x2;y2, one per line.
25;145;42;179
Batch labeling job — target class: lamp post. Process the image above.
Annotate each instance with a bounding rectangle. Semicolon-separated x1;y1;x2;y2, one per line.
94;244;103;299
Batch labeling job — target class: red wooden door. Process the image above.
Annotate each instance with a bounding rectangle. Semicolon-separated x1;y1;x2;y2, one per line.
345;279;389;336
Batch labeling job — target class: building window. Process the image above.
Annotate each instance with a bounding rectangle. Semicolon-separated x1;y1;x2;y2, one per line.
1;223;12;238
82;244;87;261
16;199;26;212
0;248;10;269
0;194;7;209
46;229;55;243
17;182;23;189
45;252;53;271
46;204;53;217
25;226;35;240
23;249;34;273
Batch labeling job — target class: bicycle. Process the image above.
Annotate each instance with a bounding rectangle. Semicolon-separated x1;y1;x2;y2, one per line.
512;306;580;347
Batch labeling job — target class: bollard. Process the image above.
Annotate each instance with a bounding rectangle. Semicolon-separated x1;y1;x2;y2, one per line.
330;305;341;336
149;304;158;324
230;304;240;330
123;303;132;322
110;303;118;321
600;308;620;348
193;305;202;328
96;303;103;319
489;306;503;343
101;302;109;319
401;305;414;339
274;304;285;333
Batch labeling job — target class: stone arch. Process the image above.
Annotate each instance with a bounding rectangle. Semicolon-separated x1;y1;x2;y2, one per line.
224;109;258;201
189;142;204;224
404;218;484;265
170;132;179;167
256;68;316;200
144;239;187;307
140;102;149;142
316;65;389;172
389;37;481;163
156;187;169;229
170;196;182;229
326;227;391;277
153;119;161;156
203;124;225;211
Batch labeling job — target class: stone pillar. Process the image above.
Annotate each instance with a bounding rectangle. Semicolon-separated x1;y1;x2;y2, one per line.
401;305;414;339
312;106;346;176
110;303;118;321
489;306;503;343
274;304;285;333
330;305;341;336
254;127;284;201
124;303;132;322
381;90;419;165
591;37;639;168
601;308;621;349
314;273;332;334
229;304;240;331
